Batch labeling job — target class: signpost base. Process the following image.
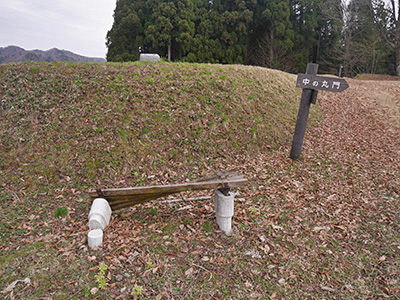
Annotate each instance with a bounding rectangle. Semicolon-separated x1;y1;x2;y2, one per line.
290;63;318;160
289;63;349;160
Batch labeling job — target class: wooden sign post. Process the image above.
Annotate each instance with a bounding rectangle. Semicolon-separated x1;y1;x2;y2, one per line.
290;63;349;160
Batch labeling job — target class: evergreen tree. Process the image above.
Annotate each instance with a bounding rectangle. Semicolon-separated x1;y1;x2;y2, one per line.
340;0;395;76
146;0;195;61
106;0;149;62
248;0;294;70
188;0;252;64
315;0;344;74
369;0;399;75
288;0;343;73
106;0;346;72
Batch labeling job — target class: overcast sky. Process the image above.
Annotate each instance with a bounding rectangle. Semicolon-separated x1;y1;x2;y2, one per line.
0;1;116;58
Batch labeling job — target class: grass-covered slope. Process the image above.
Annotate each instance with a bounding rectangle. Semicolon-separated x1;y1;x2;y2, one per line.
0;62;303;298
1;63;399;299
1;62;300;191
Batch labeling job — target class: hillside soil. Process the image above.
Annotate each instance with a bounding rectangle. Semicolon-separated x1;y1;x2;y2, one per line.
1;66;399;299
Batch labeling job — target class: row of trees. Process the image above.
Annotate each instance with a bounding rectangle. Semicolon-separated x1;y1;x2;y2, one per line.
341;0;399;76
106;0;399;76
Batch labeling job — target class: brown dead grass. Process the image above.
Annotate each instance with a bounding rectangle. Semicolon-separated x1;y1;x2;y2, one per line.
355;74;400;81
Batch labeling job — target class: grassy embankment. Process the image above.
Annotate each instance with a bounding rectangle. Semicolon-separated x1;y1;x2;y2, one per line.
0;62;302;298
1;62;398;299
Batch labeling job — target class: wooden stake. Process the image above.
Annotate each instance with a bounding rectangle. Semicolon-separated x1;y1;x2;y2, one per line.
290;63;319;160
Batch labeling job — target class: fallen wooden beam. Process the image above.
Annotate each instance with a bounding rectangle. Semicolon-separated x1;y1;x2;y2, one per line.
88;171;248;210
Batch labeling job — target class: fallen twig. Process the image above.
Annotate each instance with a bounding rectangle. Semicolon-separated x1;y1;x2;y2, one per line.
6;189;21;202
1;278;31;294
192;263;213;281
159;196;211;204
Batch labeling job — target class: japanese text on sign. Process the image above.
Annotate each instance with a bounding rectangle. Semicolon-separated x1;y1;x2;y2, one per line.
302;78;341;90
296;74;349;92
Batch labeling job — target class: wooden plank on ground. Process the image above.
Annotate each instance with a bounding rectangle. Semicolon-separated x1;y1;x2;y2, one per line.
88;171;248;210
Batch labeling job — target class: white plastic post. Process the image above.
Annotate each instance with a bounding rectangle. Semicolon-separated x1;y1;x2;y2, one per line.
214;190;234;235
88;198;112;230
139;53;160;62
88;229;103;249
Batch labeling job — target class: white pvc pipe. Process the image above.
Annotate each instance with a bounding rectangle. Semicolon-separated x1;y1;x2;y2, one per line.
88;198;112;230
140;53;160;62
88;229;103;249
214;190;234;235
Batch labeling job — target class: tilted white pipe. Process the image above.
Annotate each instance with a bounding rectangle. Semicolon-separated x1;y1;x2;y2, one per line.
87;198;112;249
88;198;111;230
214;190;234;236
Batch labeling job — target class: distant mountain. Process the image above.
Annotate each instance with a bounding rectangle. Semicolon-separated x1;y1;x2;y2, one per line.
0;46;106;64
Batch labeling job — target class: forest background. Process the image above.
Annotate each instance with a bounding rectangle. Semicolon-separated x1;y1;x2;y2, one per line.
105;0;400;77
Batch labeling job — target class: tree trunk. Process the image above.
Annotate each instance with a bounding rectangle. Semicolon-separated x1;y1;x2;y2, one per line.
396;20;400;76
313;31;321;63
168;41;171;62
343;31;353;77
391;0;399;75
269;30;274;63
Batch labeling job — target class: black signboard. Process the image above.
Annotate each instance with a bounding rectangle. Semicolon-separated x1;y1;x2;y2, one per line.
296;74;349;92
290;64;350;160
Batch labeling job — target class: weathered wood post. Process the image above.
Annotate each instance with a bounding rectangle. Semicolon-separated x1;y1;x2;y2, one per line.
290;63;319;159
290;63;349;160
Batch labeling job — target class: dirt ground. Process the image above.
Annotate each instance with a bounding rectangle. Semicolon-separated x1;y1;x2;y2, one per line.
318;78;400;156
347;79;400;129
